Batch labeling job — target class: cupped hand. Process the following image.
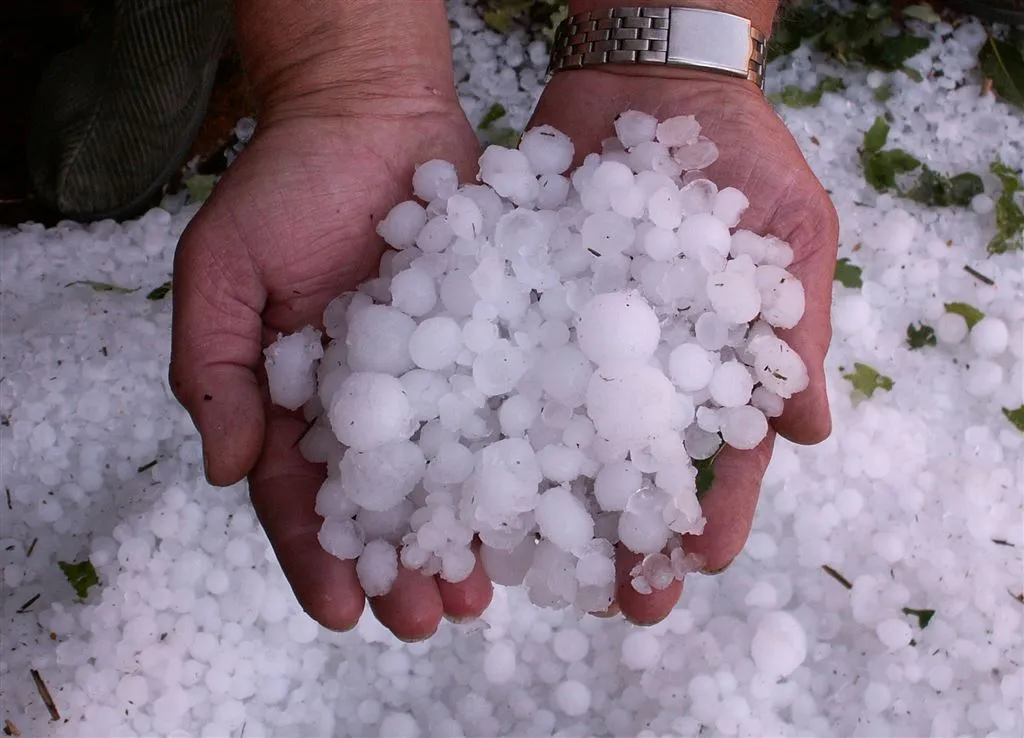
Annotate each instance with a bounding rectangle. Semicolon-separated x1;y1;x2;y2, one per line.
169;97;494;640
530;68;839;624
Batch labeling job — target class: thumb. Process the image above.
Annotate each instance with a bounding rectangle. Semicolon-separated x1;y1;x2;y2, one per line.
169;212;266;486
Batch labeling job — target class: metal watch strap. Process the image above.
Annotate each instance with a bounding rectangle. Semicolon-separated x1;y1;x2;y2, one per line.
547;6;767;91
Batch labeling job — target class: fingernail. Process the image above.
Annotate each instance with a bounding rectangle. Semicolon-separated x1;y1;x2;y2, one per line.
442;613;479;625
703;557;736;576
397;634;433;644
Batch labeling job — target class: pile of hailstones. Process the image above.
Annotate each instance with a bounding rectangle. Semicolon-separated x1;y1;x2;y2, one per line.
264;111;808;612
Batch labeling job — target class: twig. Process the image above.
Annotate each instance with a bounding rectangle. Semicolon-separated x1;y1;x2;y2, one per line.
963;265;994;286
5;489;11;510
30;669;60;721
16;594;40;613
291;417;319;450
26;538;37;557
822;564;853;590
136;459;158;473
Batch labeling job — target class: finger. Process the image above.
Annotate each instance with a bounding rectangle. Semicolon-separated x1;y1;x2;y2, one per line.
682;432;775;573
170;212;266;485
614;546;684;626
249;403;365;631
436;545;493;622
369;565;444;642
772;199;838;446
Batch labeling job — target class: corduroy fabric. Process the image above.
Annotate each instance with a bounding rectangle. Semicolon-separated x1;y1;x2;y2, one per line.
27;0;232;221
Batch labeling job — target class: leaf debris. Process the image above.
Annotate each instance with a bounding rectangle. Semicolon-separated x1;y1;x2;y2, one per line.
58;560;99;599
16;594;40;613
842;362;894;398
987;161;1024;255
693;444;724;498
65;280;138;294
906;323;936;349
185;174;217;204
963;265;994;285
30;669;60;721
822;564;853;590
146;281;172;300
978;32;1024;110
1002;406;1024;433
902;606;936;629
944;302;985;330
834;258;863;288
770;76;845;108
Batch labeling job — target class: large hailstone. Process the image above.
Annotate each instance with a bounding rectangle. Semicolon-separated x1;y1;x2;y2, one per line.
328;373;415;451
576;291;661;367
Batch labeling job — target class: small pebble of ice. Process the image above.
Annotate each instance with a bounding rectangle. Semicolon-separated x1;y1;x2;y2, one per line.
483;641;517;684
751;611;807;678
264;326;323;410
356;540;399;597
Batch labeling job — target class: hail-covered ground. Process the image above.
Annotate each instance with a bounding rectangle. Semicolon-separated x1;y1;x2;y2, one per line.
1;2;1022;737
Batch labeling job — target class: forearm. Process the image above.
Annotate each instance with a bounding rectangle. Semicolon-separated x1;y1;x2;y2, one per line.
569;0;779;37
234;0;457;115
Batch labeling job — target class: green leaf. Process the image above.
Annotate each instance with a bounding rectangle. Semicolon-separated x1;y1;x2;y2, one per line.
864;117;890;152
902;4;941;23
488;127;522;148
146;281;172;301
988;161;1024;255
904;168;983;207
862;149;921;191
65;280;138;294
479;103;507;129
58;560;99;599
979;35;1024;110
949;173;985;206
944;302;985;330
898;64;924;83
842;362;894;398
541;4;568;45
766;5;821;61
866;36;931;73
906;323;936;349
834;258;863;288
1002;406;1024;432
873;81;893;102
902;606;936;629
771;76;846;108
692;444;723;498
185;174;217;204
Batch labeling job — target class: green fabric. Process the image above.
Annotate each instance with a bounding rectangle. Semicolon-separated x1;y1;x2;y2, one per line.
28;0;232;221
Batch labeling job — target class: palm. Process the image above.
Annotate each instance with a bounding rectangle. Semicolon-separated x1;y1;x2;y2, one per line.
530;70;839;623
170;111;494;639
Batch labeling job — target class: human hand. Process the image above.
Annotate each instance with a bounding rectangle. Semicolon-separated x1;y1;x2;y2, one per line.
529;67;839;624
169;84;494;639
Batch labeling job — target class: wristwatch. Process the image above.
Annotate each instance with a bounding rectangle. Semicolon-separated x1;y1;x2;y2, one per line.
547;6;767;91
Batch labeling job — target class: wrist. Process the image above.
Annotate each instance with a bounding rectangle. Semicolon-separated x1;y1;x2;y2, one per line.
235;0;458;120
568;0;778;37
